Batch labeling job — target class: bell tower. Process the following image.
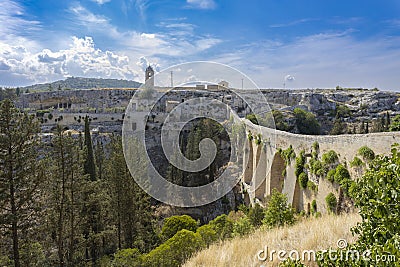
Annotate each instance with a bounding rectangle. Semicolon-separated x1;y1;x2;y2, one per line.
145;65;154;88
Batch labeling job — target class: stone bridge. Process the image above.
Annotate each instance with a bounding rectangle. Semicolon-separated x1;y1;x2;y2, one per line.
239;118;400;214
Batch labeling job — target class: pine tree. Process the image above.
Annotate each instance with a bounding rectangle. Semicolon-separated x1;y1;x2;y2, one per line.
47;126;86;266
0;99;45;267
106;136;157;252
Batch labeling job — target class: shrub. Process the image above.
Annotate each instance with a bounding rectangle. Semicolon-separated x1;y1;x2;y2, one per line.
311;199;317;214
208;214;234;240
196;224;217;247
312;141;319;154
326;169;336;183
160;215;198;240
112;248;142;267
357;146;375;162
333;164;350;184
247;131;253;141
144;229;204;266
310;159;323;175
263;189;295;228
350;156;364;167
307;181;318;191
295;150;306;178
318;144;400;266
255;133;262;145
248;203;264;227
325;193;337;213
322;150;339;165
233;216;254;237
298;172;308;189
280;145;296;165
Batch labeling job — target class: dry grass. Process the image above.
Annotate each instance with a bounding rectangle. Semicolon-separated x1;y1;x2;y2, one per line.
184;213;360;267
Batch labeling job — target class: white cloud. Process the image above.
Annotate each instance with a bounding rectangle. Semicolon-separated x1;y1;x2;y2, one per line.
269;18;318;28
186;0;216;10
92;0;111;5
136;56;160;72
0;36;138;86
212;31;400;90
69;5;222;58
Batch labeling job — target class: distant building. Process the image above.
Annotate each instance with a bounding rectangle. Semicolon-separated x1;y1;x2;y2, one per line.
145;65;155;88
218;80;229;89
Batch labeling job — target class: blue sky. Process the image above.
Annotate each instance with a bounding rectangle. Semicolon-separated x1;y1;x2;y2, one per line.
1;0;400;90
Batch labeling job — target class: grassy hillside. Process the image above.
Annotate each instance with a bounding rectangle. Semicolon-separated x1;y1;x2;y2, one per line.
184;213;360;267
20;77;142;91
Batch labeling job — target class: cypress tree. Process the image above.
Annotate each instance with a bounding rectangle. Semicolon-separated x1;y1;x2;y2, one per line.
84;116;96;181
386;111;390;130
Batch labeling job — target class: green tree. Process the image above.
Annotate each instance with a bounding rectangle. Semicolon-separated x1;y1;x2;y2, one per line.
46;126;88;266
319;145;400;266
248;203;264;227
144;229;204;267
0;100;45;267
160;215;198;241
389;114;400;131
293;108;321;135
330;118;346;135
111;248;142;267
83;116;96;181
106;136;157;252
263;189;295;228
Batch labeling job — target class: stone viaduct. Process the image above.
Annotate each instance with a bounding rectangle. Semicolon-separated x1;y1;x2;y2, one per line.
240;118;400;214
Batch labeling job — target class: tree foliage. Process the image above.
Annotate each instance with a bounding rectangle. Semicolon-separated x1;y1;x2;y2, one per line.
160;215;198;241
293;108;321;135
263;189;295;228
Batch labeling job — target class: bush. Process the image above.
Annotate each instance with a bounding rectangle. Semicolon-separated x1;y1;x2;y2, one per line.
298;172;308;189
307;181;318;191
233;216;254;237
112;248;142;267
333;164;350;184
357;146;375;162
144;229;204;266
248;203;265;227
326;169;336;183
311;199;317;214
160;215;198;240
312;141;319;154
196;224;217;247
350;156;364;167
310;159;323;175
255;133;262;145
322;150;339;165
318;145;400;266
208;214;234;240
280;145;296;165
295;150;306;178
325;193;337;213
263;189;295;228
